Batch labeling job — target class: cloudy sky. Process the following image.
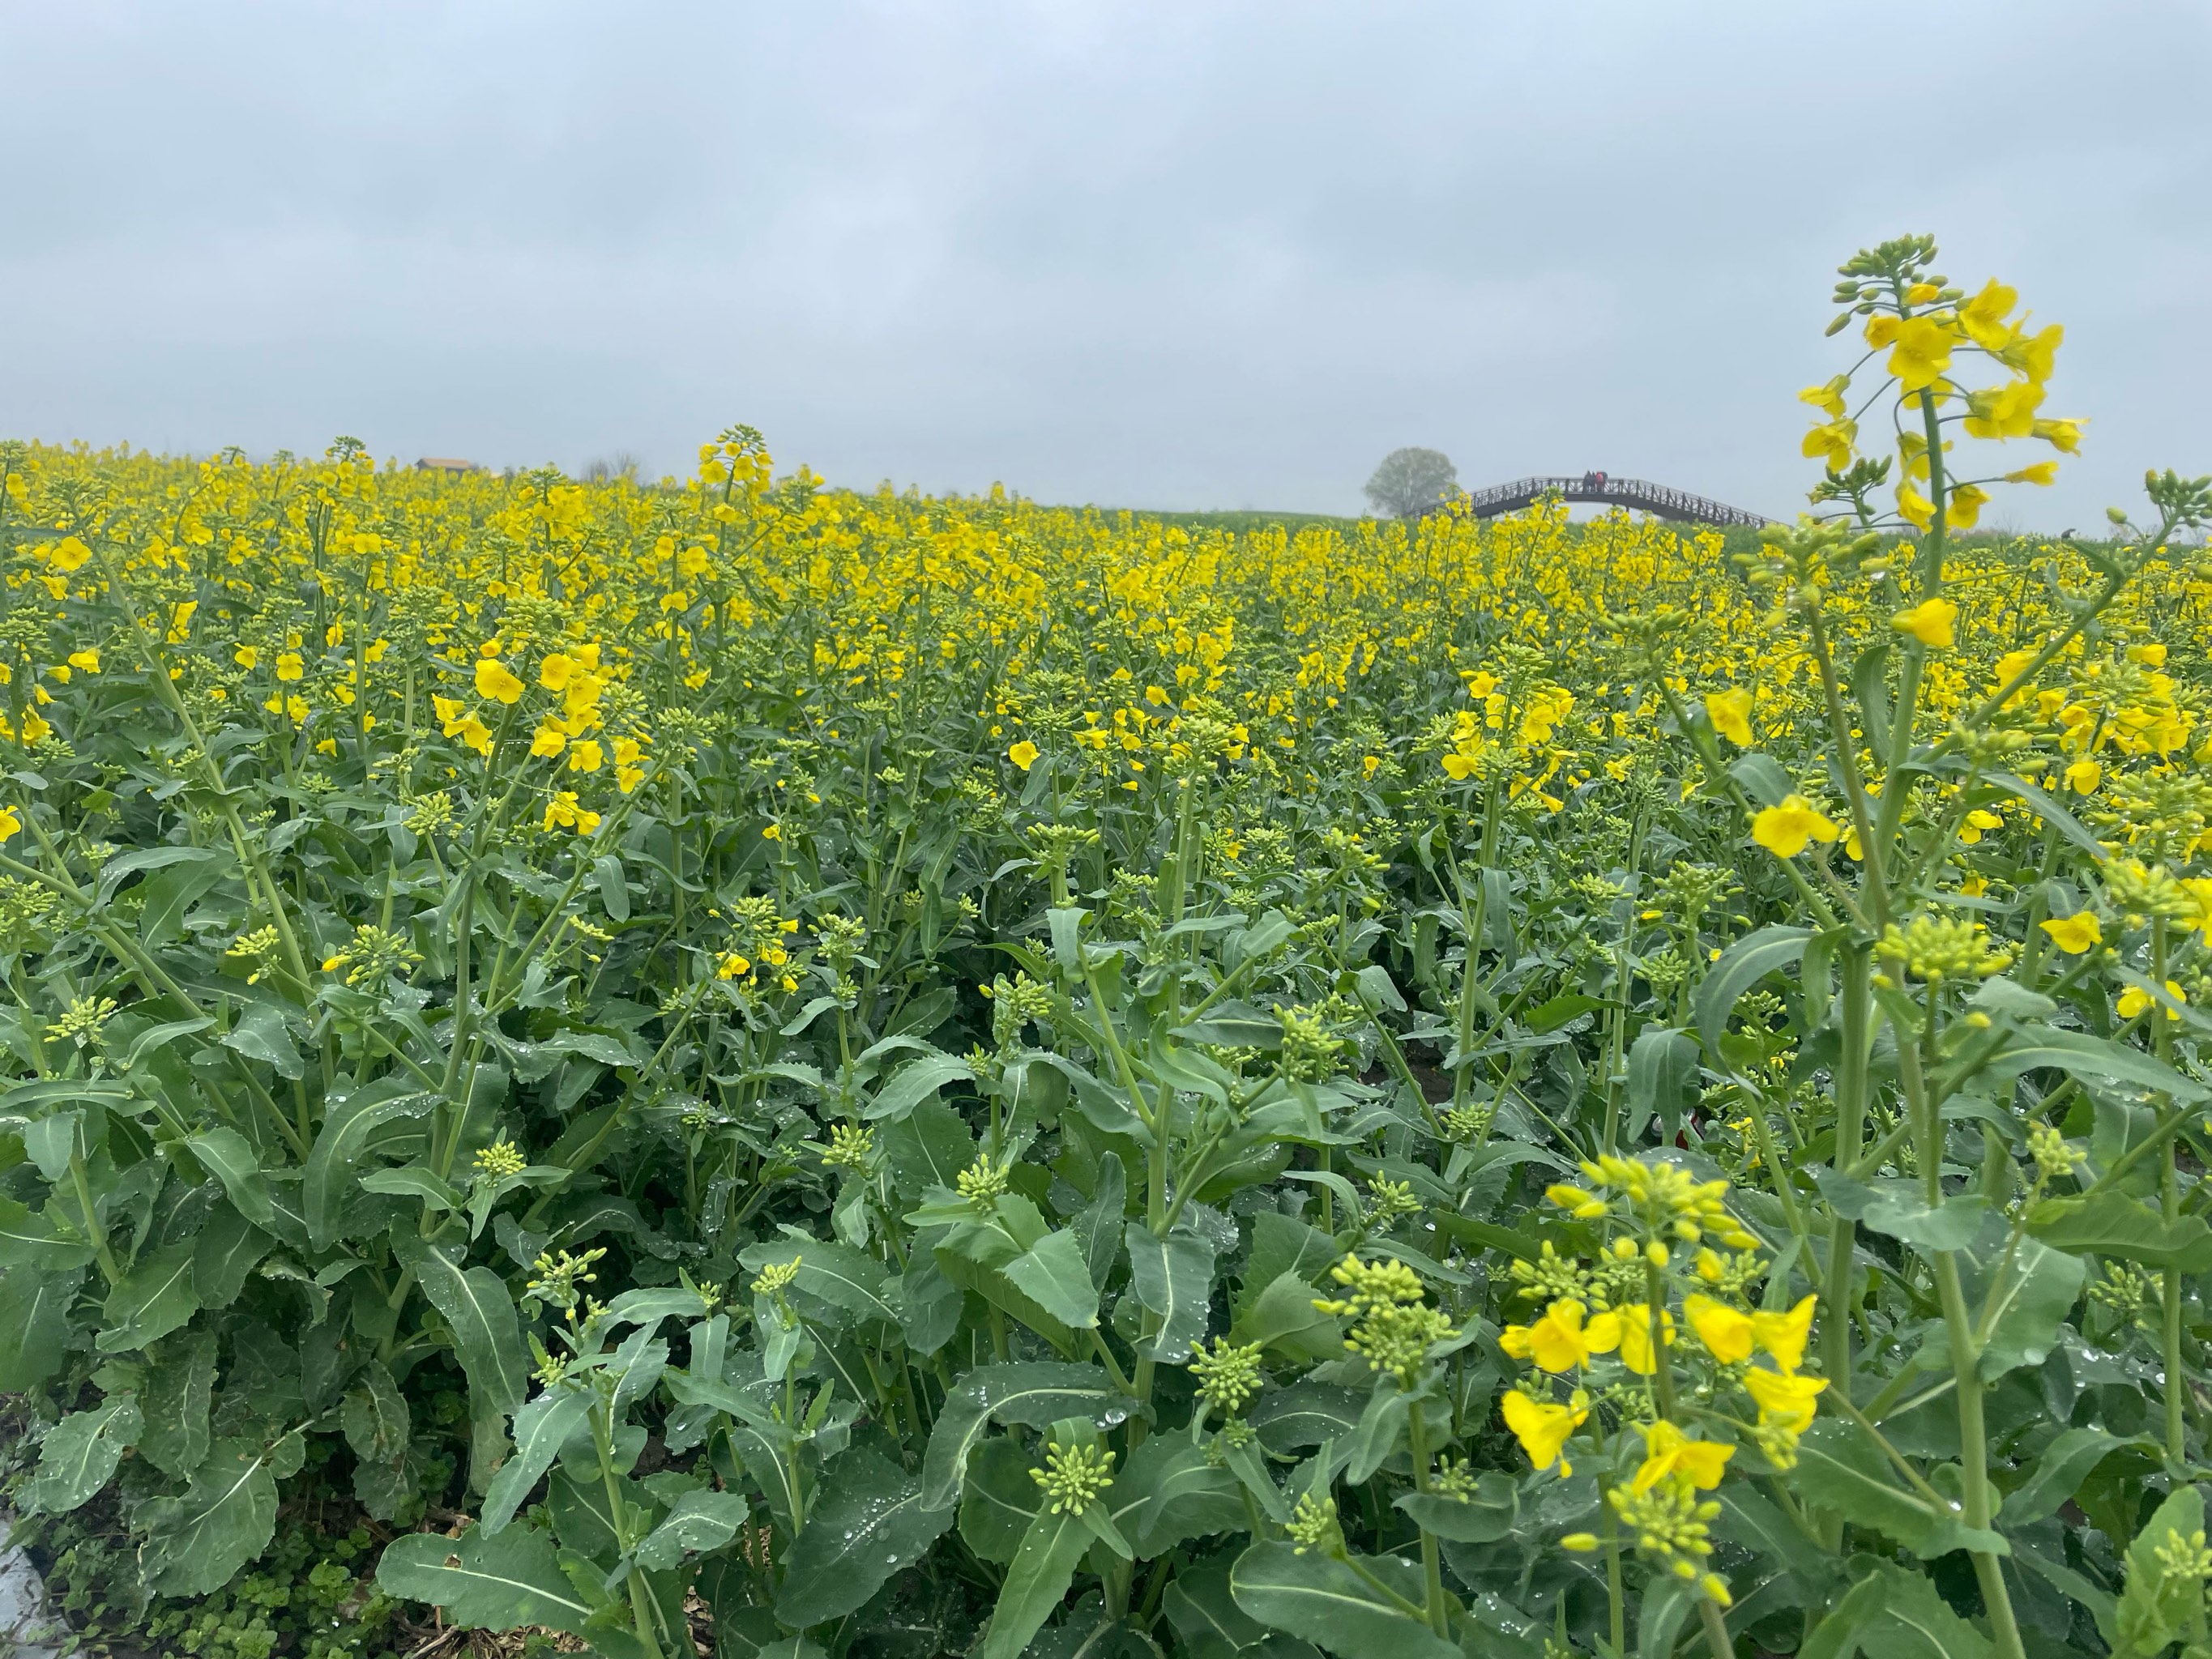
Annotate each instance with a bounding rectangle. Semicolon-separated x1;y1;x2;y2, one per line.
5;2;2206;527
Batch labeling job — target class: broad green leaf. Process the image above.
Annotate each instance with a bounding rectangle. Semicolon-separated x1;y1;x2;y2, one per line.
393;1235;528;1420
1625;1026;1699;1141
377;1524;590;1634
222;999;306;1081
863;1051;975;1123
982;1504;1094;1659
635;1488;754;1570
1071;1150;1127;1290
357;1163;463;1210
1988;1026;2209;1102
182;1126;273;1228
1793;1419;1992;1559
1125;1220;1216;1362
1395;1473;1517;1542
776;1448;955;1627
1696;925;1812;1060
2002;1427;2131;1525
97;1240;201;1352
341;1359;411;1466
1164;1557;1273;1658
1967;1233;2085;1382
2117;1482;2203;1657
959;1435;1043;1565
737;1234;899;1325
1249;1380;1367;1453
1116;1435;1245;1555
920;1363;1117;1510
1231;1269;1341;1360
1002;1227;1102;1332
2025;1190;2212;1271
192;1201;271;1309
1799;1561;1992;1659
1229;1539;1458;1659
0;1193;96;1273
480;1383;593;1533
139;1328;218;1479
882;1096;975;1198
302;1082;438;1248
137;1439;280;1596
0;1265;79;1390
27;1394;143;1514
1815;1171;1987;1252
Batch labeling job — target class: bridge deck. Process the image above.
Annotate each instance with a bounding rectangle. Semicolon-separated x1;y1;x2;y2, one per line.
1439;474;1768;527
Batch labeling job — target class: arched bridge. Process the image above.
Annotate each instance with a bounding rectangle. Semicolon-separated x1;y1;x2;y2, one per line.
1448;472;1770;527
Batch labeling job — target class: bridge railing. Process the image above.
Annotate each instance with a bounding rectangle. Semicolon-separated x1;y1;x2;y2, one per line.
1441;476;1768;527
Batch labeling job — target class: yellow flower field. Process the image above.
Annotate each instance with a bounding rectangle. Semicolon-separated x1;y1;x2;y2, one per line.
0;235;2209;1659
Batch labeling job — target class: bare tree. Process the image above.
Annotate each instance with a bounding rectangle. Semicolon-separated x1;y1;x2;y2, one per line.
1363;447;1459;518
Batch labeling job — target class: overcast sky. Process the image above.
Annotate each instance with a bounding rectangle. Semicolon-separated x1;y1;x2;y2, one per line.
5;2;2206;527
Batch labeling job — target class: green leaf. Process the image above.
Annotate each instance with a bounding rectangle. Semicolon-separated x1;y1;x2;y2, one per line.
1522;992;1605;1034
2002;1427;2130;1526
882;1097;975;1198
1071;1151;1127;1291
737;1234;900;1326
394;1235;528;1418
139;1328;218;1479
0;1193;96;1273
1230;1269;1340;1360
959;1435;1043;1566
1696;925;1812;1060
635;1488;754;1571
920;1363;1117;1510
1815;1562;1992;1659
182;1126;273;1228
357;1164;463;1210
192;1201;271;1309
1988;1026;2209;1102
1125;1221;1216;1363
2025;1190;2212;1271
1816;1173;1988;1252
480;1384;593;1533
341;1359;411;1466
0;1265;79;1390
982;1504;1095;1659
863;1051;975;1123
1116;1435;1246;1555
1984;770;2112;864
302;1082;438;1248
1228;1539;1458;1659
97;1240;201;1352
2117;1482;2203;1657
776;1448;955;1627
1395;1474;1517;1542
27;1394;143;1514
1625;1026;1699;1141
1732;752;1795;807
1003;1227;1103;1332
1165;1558;1273;1659
138;1439;280;1597
1249;1380;1366;1453
1966;1232;2085;1382
377;1524;591;1634
1793;1420;1993;1558
222;999;306;1080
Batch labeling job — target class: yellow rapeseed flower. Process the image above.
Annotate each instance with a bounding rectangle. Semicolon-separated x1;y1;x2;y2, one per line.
1750;795;1840;859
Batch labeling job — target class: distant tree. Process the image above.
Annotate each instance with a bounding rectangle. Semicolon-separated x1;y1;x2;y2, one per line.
1363;447;1459;518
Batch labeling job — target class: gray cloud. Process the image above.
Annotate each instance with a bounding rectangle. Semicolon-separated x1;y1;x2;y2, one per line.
3;0;2206;527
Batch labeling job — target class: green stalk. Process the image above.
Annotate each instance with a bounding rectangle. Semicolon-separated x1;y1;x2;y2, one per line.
2154;919;2186;1459
1404;1396;1450;1639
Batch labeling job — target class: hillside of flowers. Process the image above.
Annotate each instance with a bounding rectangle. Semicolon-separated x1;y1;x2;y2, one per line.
1;236;2210;1659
